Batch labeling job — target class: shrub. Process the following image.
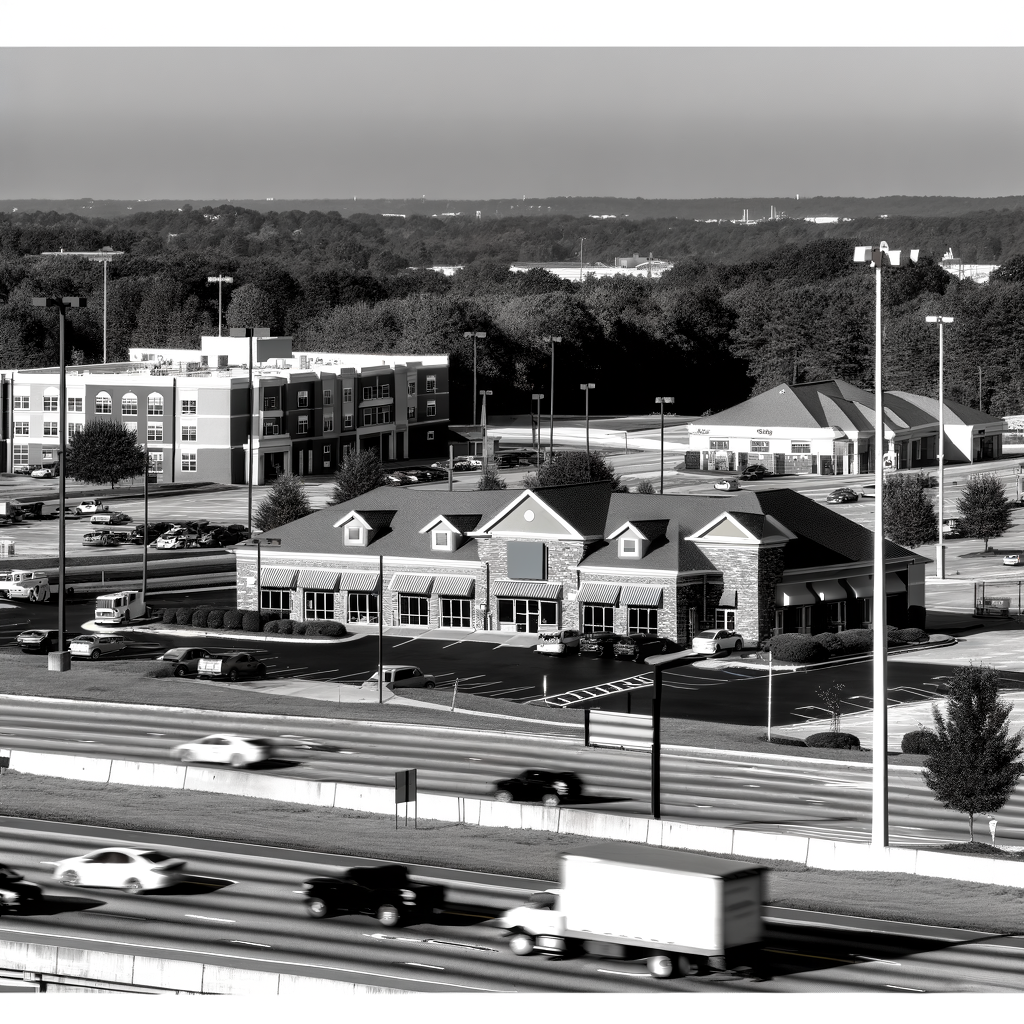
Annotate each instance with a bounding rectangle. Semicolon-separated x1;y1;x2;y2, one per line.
277;619;295;635
892;627;929;644
263;619;280;633
161;608;177;624
305;620;346;637
763;633;828;664
806;732;861;750
902;728;938;755
144;664;174;678
175;606;196;626
761;734;806;747
835;628;873;653
811;632;844;656
206;608;224;629
222;608;243;630
292;622;306;636
191;606;215;628
241;609;261;632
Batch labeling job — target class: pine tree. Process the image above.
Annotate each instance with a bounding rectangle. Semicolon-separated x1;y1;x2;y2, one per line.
253;474;312;531
331;450;386;504
883;472;938;548
64;420;149;489
956;473;1012;553
476;467;507;490
523;450;627;491
923;664;1024;841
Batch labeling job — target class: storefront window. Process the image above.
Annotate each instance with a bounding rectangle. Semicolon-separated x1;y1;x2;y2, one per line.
440;598;471;628
497;598;557;632
715;609;736;630
347;592;379;624
399;595;429;626
581;605;614;632
261;589;291;620
304;591;335;620
627;607;658;634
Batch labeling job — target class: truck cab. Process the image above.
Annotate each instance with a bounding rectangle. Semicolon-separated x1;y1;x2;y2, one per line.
0;570;51;602
499;889;569;955
94;591;148;625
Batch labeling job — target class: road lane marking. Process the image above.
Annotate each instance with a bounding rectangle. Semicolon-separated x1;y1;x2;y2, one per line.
230;940;272;948
764;948;854;963
596;968;647;977
886;985;925;992
852;955;902;966
427;939;499;953
399;962;445;970
367;932;424;943
185;914;236;923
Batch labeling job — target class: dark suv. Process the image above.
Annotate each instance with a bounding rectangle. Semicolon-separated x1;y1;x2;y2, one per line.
299;864;445;926
493;768;584;806
739;464;767;480
0;862;44;914
612;632;673;661
578;631;622;657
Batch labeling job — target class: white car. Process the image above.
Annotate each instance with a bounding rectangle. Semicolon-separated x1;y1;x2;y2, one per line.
156;529;198;549
692;628;744;655
536;628;581;656
69;633;130;660
75;499;108;515
365;665;436;689
171;733;277;766
52;847;186;894
713;478;740;492
30;465;58;479
1003;553;1022;566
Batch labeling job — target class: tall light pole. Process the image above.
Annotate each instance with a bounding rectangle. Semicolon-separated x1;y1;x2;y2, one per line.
208;275;234;337
656;396;675;494
580;383;595;456
532;393;544;467
854;240;919;848
230;327;268;536
31;295;88;671
39;249;123;363
926;316;954;580
464;331;487;425
543;335;562;460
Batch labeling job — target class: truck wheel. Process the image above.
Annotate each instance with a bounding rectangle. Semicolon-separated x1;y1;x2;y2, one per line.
495;790;513;803
29;591;37;603
306;898;328;918
377;903;401;928
646;954;676;979
123;611;131;624
541;793;561;807
509;932;535;956
675;954;692;977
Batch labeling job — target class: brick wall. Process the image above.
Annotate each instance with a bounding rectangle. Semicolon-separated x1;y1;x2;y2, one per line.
697;544;785;645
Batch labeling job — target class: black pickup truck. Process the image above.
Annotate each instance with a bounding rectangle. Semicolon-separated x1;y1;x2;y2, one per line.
0;862;44;914
298;864;445;926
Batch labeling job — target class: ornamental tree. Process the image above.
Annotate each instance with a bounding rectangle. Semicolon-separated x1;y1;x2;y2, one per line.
476;467;507;490
956;473;1012;552
883;472;938;548
523;450;626;491
331;449;386;504
63;420;148;489
253;473;312;532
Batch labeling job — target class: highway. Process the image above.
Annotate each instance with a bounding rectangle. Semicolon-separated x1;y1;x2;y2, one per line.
1;819;1022;992
2;694;1023;847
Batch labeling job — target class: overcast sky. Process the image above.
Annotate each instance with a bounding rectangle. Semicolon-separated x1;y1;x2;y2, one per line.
3;38;1022;200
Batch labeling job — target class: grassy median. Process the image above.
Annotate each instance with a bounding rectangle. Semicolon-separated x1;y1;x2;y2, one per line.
1;771;1022;934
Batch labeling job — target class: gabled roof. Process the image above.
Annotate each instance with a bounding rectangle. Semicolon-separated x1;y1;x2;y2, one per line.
887;391;1005;428
606;519;670;542
473;481;612;539
418;513;482;536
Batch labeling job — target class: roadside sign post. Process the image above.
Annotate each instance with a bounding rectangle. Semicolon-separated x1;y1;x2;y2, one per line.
395;769;417;830
645;651;697;821
450;677;460;712
989;818;998;844
767;649;773;742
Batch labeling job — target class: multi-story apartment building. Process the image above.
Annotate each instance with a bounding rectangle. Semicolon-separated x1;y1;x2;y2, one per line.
1;337;449;484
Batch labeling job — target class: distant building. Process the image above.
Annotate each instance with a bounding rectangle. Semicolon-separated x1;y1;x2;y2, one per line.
940;248;1000;285
509;255;673;280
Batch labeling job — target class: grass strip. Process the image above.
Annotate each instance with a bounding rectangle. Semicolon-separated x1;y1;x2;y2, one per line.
1;772;1022;935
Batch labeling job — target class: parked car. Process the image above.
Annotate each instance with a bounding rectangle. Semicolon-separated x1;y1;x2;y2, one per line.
75;499;108;515
60;505;81;519
826;487;859;504
12;464;33;476
365;665;436;689
30;465;59;479
612;632;674;662
197;526;230;548
298;864;445;925
738;464;767;480
196;651;267;681
493;769;584;806
129;521;174;544
15;629;61;654
223;524;251;540
82;530;121;547
156;528;199;549
53;847;186;894
155;647;213;677
578;631;624;657
692;628;744;655
385;471;415;486
714;478;740;491
536;628;581;656
404;466;447;482
1003;553;1022;566
90;511;132;526
0;861;45;913
942;517;962;538
170;733;276;766
69;633;130;660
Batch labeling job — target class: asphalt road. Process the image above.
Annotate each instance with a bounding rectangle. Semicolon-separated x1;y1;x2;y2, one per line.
2;819;1022;992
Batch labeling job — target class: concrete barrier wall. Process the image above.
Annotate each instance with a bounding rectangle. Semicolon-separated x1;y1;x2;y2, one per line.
8;747;1024;890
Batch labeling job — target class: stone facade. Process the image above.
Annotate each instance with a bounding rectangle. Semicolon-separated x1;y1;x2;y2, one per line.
693;543;785;645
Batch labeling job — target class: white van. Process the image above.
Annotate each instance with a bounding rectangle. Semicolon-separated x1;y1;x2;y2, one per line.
94;590;149;625
0;570;51;602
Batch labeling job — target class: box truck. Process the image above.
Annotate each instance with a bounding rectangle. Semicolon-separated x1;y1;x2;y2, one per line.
93;590;149;625
497;843;768;979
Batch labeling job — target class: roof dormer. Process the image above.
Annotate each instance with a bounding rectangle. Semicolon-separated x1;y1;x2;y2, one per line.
418;513;481;552
605;519;669;560
685;511;795;547
331;508;396;547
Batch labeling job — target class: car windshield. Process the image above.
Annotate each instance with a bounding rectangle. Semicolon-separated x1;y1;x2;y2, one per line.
695;630;718;639
0;863;22;879
139;852;170;863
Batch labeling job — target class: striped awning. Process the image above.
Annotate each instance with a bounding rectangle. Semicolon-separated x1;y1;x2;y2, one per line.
260;567;296;589
844;574;905;598
775;583;816;607
339;571;380;592
389;573;434;595
811;579;846;602
621;585;663;608
297;569;340;591
493;580;563;600
577;582;621;605
434;575;475;597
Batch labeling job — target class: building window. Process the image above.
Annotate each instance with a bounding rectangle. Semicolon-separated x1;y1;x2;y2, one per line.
260;588;291;620
122;394;138;416
181;424;197;441
709;439;729;450
497;598;558;631
627;607;658;634
750;440;769;452
407;380;416;395
362;384;391;400
43;419;59;437
181;451;197;472
148;451;164;474
791;442;811;454
67;422;85;437
43;394;59;412
363;407;391;426
67;396;83;412
426;401;436;418
263;421;280;436
432;530;451;550
426;375;437;393
13;445;29;466
440;598;471;629
124;421;138;434
343;387;353;403
263;396;276;410
399;595;429;626
342;444;353;460
344;524;364;545
181;399;197;415
582;604;614;632
323;389;333;405
297;414;309;435
427;431;434;440
13;395;29;410
343;414;353;429
347;591;379;624
147;393;164;416
826;600;847;631
619;537;639;558
95;392;112;414
41;449;54;463
297;390;309;408
323;444;332;468
304;591;335;620
715;609;736;630
147;423;163;442
14;420;29;436
407;406;416;421
323;415;334;432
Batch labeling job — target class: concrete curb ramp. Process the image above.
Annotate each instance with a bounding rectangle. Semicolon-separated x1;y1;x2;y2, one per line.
4;747;1024;891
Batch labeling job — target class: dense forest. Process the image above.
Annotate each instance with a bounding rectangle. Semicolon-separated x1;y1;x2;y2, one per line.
2;206;1024;422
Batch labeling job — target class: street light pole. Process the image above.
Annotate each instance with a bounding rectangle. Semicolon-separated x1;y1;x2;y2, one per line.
655;396;675;494
532;393;544;468
39;250;122;363
926;316;954;579
854;241;919;848
580;383;595;456
479;390;493;474
208;276;234;338
543;336;561;461
464;331;486;425
230;327;268;536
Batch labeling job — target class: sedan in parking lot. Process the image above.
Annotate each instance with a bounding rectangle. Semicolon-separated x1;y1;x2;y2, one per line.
1003;553;1022;566
90;511;132;525
76;499;108;515
82;530;121;548
156;528;199;549
196;651;267;681
612;632;674;661
714;478;740;491
578;631;623;657
692;628;744;655
739;464;767;480
826;487;859;504
170;733;277;766
535;628;581;656
30;465;59;478
16;629;61;654
365;665;436;688
69;633;130;660
493;769;584;806
53;847;186;894
12;464;34;476
129;521;174;544
155;647;213;677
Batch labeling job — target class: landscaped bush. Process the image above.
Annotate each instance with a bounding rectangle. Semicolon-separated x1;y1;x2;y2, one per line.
206;608;224;629
263;619;280;633
806;732;861;750
811;632;844;656
304;620;346;637
175;606;196;626
892;627;929;644
161;608;177;624
277;619;295;634
191;606;216;628
835;628;873;653
901;728;938;755
763;633;828;664
292;622;306;635
241;610;261;632
222;608;243;630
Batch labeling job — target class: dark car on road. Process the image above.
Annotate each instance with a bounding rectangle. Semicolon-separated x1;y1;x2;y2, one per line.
16;629;61;654
578;631;623;657
739;464;767;480
156;647;214;677
612;632;674;661
825;487;859;504
196;651;267;681
299;864;445;926
0;862;44;914
493;768;584;806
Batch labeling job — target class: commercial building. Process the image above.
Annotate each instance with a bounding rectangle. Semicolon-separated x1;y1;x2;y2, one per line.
684;378;1004;476
1;337;449;483
233;481;925;646
509;256;674;281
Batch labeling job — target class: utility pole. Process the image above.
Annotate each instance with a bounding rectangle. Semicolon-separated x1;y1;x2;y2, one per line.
580;383;595;456
656;396;674;494
464;331;486;425
543;336;561;461
208;275;234;338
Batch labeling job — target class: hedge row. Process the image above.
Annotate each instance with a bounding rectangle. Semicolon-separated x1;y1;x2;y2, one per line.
901;728;938;755
765;626;931;663
263;618;346;637
158;606;345;636
806;731;861;750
